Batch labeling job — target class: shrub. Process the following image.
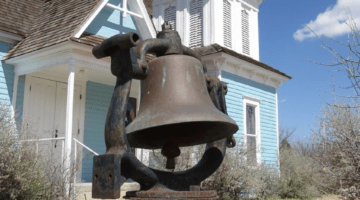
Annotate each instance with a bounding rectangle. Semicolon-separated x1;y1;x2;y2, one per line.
0;102;79;199
0;104;52;199
201;147;280;200
278;147;325;199
311;101;360;190
149;142;280;200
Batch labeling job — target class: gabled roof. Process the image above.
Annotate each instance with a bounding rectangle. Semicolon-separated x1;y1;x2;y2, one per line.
3;0;102;60
70;32;106;47
195;44;292;79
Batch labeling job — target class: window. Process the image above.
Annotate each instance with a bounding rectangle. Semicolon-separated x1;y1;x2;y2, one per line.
241;9;250;55
189;0;203;48
243;96;260;166
164;5;176;30
223;0;232;48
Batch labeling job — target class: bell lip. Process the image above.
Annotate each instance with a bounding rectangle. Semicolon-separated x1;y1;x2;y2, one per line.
126;120;239;149
148;54;201;63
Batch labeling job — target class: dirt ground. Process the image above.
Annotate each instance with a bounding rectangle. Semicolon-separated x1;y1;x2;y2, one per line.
314;195;342;200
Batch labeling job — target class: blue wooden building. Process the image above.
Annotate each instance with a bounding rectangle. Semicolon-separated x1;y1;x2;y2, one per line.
0;0;290;189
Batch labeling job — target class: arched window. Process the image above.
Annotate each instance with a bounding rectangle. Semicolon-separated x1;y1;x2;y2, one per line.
242;9;250;55
223;0;232;48
189;0;203;48
164;5;176;30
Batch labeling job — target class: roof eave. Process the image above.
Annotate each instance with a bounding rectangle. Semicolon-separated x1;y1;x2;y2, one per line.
0;29;24;44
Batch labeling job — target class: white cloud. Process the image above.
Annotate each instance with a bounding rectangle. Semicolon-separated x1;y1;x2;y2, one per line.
293;0;360;42
279;99;287;103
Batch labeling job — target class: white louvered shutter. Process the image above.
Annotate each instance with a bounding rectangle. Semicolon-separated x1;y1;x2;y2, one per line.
223;0;232;48
164;5;176;30
242;10;250;55
189;0;203;48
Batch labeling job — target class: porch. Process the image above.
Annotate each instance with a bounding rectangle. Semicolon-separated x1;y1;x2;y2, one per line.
6;39;150;188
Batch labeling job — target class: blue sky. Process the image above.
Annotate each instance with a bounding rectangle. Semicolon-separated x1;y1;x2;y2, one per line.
258;0;360;140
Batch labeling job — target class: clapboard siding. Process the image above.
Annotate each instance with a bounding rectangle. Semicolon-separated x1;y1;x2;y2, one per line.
82;82;114;182
0;41;14;103
85;0;140;38
0;41;25;127
222;71;278;165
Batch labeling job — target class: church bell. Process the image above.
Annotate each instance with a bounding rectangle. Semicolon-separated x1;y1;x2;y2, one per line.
126;55;238;149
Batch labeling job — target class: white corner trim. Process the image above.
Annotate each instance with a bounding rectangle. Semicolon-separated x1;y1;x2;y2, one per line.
137;0;157;38
73;0;156;39
72;0;110;38
275;90;280;168
0;30;24;44
128;0;157;39
243;95;261;165
106;2;143;19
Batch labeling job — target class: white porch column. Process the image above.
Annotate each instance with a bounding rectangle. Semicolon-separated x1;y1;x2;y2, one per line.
11;73;19;120
64;60;76;196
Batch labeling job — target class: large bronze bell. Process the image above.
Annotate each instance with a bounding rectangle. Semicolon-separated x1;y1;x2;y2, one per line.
126;55;238;149
91;23;240;199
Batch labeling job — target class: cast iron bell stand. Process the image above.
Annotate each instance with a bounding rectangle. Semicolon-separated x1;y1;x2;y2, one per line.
91;23;238;199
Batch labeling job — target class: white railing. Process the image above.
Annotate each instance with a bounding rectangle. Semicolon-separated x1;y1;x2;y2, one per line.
19;137;99;200
20;137;66;163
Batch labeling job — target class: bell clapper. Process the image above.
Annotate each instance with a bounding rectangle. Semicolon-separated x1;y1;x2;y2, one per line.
161;140;181;169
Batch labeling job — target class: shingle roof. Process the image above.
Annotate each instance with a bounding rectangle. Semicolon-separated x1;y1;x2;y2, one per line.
0;0;44;36
2;0;102;60
195;44;292;79
70;32;105;47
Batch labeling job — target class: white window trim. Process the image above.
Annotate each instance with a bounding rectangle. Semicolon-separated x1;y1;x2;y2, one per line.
243;95;261;165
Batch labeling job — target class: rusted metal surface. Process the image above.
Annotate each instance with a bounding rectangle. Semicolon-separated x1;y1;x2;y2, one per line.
127;22;237;169
92;154;122;199
206;76;236;148
92;32;158;198
91;23;238;199
126;55;238;149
